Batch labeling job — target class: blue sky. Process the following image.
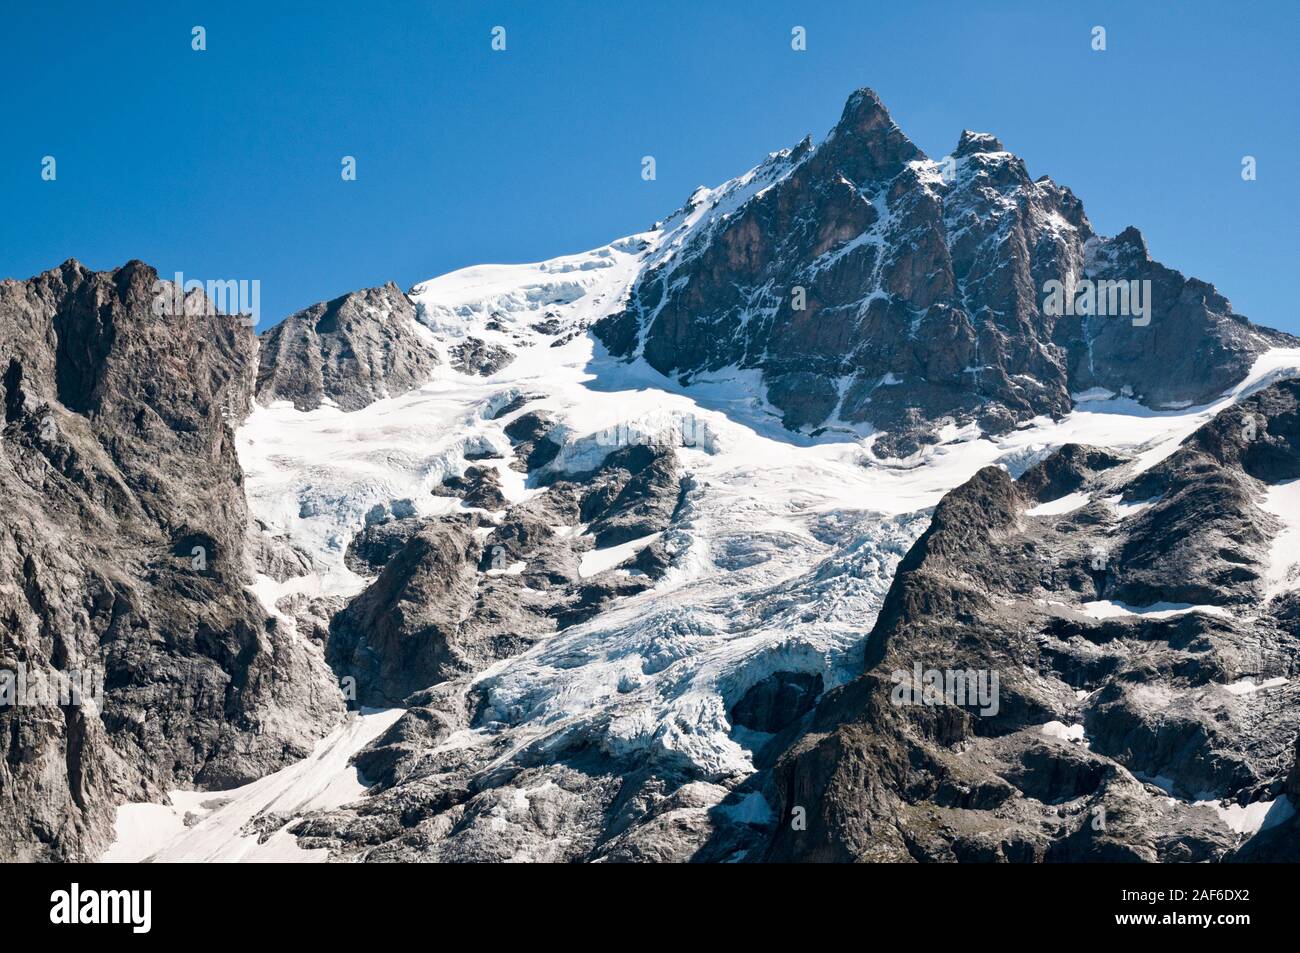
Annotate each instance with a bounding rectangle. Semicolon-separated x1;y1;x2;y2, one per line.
3;1;1297;333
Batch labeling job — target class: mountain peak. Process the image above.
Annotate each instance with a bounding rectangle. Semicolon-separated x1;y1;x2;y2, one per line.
819;87;922;183
597;84;1291;456
954;129;1005;156
256;283;439;412
1112;225;1149;255
837;87;892;128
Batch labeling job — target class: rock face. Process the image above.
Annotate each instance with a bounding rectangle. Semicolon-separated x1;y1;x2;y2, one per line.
596;89;1293;456
448;337;515;377
256;283;440;411
5;87;1298;866
0;260;344;861
327;442;685;708
755;380;1300;862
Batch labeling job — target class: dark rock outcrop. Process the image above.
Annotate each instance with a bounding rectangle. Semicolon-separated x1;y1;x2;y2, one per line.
756;380;1300;862
0;260;344;861
596;88;1293;456
329;516;487;706
328;444;685;709
449;337;515;377
504;410;562;472
731;672;824;734
431;466;508;511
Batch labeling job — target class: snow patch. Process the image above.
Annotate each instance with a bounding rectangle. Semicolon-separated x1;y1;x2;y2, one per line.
1026;492;1090;516
1041;721;1086;743
1079;600;1234;621
1259;479;1300;599
1194;796;1295;836
1222;676;1289;696
101;708;403;863
579;532;661;578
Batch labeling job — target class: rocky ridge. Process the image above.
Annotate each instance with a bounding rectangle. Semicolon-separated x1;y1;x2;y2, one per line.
256;282;441;412
596;89;1293;456
0;260;344;861
755;379;1300;862
4;87;1299;865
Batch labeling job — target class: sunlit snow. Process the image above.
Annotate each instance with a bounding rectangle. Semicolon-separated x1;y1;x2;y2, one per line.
106;155;1300;861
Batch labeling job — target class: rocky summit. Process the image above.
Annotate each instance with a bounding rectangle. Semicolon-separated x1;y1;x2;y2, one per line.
596;89;1291;456
3;88;1299;864
256;282;441;412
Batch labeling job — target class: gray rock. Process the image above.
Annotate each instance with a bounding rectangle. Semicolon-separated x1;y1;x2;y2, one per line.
0;260;344;861
448;337;515;377
431;466;508;511
596;88;1294;456
256;283;439;411
754;381;1300;862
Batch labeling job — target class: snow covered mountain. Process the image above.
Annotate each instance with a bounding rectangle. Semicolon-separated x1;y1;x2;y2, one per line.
596;89;1292;456
4;88;1299;863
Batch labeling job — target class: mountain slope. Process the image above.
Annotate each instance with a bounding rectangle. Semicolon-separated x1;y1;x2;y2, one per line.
214;131;1299;857
222;343;1297;863
596;89;1292;456
759;378;1300;862
0;260;343;861
6;87;1298;865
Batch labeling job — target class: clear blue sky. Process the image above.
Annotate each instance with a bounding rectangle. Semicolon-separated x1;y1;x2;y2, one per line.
3;1;1297;333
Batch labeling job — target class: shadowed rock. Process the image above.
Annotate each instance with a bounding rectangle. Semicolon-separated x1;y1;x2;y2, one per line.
0;260;344;861
596;88;1294;456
